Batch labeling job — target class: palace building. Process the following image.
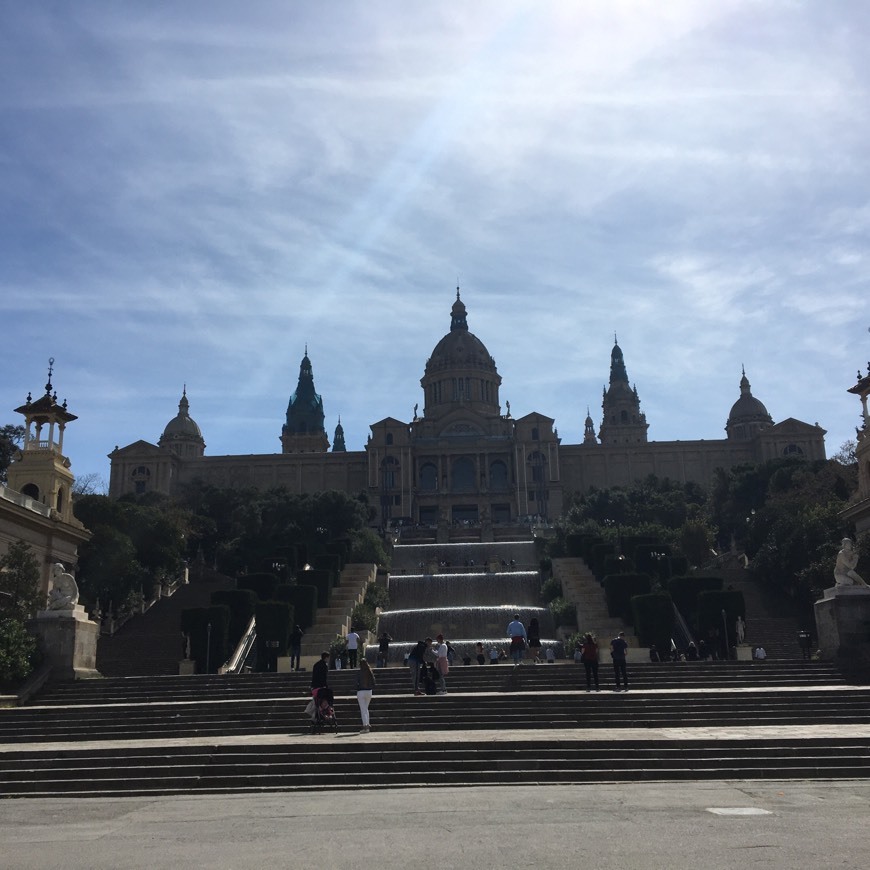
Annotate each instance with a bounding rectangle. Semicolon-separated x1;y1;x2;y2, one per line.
108;292;826;537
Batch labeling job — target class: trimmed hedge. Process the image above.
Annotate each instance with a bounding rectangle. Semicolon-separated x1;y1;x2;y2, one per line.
237;572;279;601
667;575;723;623
210;588;258;650
591;543;616;580
300;569;332;607
254;601;293;672
634;545;673;582
274;583;318;629
603;573;652;621
602;554;634;577
631;592;674;651
181;605;230;674
312;552;342;580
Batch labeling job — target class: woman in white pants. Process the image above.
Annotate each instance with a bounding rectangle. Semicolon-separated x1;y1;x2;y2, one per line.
356;659;376;732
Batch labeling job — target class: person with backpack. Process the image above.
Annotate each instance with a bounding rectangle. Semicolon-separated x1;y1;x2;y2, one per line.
580;632;600;691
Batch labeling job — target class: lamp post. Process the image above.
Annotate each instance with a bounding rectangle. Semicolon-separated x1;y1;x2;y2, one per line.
721;608;729;661
206;622;212;673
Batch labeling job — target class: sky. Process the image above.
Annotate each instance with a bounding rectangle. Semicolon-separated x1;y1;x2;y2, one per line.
2;1;868;489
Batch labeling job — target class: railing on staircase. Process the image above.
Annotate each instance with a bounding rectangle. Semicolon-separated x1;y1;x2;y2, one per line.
670;603;695;655
220;616;257;675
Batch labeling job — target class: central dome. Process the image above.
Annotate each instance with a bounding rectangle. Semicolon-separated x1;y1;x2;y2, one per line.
420;291;502;420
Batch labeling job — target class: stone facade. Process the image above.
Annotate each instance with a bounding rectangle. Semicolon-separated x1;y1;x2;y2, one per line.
109;292;827;528
2;366;91;596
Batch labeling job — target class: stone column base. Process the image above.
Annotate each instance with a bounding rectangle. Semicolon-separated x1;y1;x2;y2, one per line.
29;606;101;682
814;586;870;663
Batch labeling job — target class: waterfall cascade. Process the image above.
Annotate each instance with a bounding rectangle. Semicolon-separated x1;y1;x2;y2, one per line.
370;541;564;664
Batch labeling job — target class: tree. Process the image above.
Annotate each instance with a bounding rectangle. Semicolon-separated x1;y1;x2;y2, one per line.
0;424;25;484
0;540;44;619
72;472;108;496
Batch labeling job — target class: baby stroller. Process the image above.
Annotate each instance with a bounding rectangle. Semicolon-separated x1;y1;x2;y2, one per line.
308;686;338;733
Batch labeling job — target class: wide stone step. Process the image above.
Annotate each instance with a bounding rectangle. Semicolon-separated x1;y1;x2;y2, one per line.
3;688;869;744
2;738;869;798
28;662;849;707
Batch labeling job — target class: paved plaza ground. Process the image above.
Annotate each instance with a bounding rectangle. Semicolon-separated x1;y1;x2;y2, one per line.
2;778;867;870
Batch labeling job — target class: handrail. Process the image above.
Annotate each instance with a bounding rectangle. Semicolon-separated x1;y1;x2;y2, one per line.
670;602;695;653
220;615;257;674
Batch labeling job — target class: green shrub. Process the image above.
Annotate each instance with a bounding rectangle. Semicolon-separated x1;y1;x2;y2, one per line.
274;584;318;629
549;596;577;628
363;583;390;610
0;617;40;686
603;573;652;621
237;572;279;601
351;603;377;632
540;576;562;603
631;592;674;650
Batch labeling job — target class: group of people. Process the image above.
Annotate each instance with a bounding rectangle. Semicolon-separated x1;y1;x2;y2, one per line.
573;631;630;692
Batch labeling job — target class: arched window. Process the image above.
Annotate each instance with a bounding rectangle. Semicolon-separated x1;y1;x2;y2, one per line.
385;433;394;446
782;443;804;456
419;463;437;491
489;460;508;490
451;457;476;492
56;487;64;512
21;483;39;500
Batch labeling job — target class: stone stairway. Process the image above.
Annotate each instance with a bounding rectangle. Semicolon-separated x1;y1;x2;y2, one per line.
298;563;376;669
0;661;868;797
552;557;628;642
95;569;235;677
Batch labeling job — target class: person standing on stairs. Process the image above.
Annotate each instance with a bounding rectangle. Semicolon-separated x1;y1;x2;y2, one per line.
610;631;629;692
289;624;304;672
346;629;360;668
507;613;527;666
432;634;449;694
356;659;376;732
580;633;600;691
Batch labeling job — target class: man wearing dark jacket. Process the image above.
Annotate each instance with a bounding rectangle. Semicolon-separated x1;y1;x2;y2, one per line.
311;651;330;693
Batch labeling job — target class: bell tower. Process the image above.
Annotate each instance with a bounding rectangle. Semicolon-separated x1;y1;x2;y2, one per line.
7;359;78;524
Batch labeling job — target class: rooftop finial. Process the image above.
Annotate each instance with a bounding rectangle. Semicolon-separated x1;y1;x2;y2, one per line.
45;356;55;394
614;332;618;345
456;286;461;300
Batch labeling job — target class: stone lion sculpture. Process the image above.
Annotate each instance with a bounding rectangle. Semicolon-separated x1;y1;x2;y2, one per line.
47;563;79;610
834;538;867;588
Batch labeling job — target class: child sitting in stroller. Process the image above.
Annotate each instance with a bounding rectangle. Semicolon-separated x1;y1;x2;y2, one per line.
308;686;338;733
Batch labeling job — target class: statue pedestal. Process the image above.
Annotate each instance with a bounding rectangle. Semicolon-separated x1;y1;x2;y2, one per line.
814;586;870;663
29;606;101;682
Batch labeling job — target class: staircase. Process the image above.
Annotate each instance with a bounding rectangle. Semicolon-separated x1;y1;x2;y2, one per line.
96;569;235;677
553;557;627;642
298;563;376;669
0;662;867;796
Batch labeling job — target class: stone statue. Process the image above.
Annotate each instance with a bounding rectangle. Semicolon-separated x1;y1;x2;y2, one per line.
834;538;867;587
735;615;746;644
47;563;79;610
